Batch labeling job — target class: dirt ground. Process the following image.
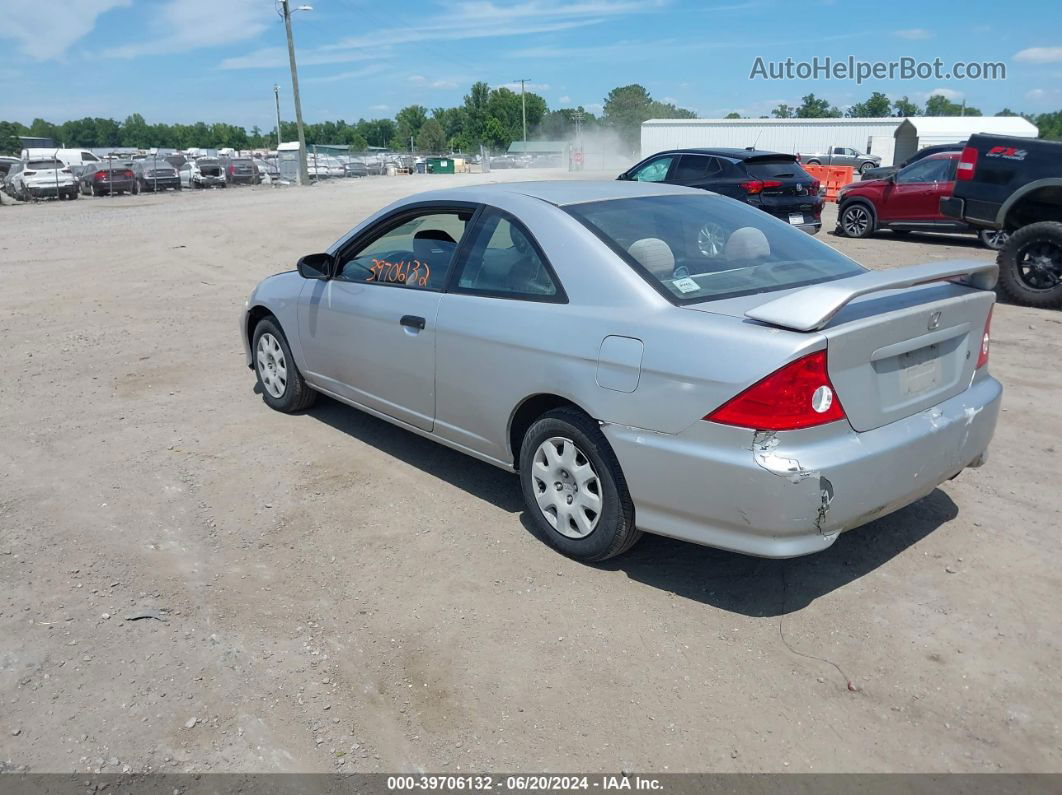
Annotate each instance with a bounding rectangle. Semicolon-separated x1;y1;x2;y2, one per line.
1;170;1059;775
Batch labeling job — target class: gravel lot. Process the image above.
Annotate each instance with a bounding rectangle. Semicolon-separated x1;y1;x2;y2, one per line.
1;170;1059;774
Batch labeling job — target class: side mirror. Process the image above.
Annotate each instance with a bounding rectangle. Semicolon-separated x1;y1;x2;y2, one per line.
297;252;333;280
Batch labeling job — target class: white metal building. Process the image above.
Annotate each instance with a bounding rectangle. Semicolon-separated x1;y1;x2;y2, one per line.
641;118;904;162
641;116;1041;167
891;116;1039;165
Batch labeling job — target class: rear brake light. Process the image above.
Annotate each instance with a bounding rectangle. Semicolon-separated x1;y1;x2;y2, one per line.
95;170;106;180
23;170;36;176
704;350;846;431
229;165;235;175
741;179;764;194
956;146;978;181
808;179;820;194
976;306;992;368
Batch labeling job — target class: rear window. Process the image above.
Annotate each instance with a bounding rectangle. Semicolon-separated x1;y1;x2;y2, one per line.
566;194;864;303
27;160;62;169
743;158;803;179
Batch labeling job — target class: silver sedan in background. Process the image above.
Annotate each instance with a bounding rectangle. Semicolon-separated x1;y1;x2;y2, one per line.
241;181;1001;562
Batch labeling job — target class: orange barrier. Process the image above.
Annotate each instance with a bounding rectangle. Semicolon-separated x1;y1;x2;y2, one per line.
799;163;855;202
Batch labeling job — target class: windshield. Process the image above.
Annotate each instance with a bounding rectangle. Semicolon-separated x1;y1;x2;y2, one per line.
743;158;804;179
566;194;864;303
27;160;63;169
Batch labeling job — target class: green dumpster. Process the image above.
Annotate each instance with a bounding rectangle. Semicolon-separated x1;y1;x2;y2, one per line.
426;157;455;174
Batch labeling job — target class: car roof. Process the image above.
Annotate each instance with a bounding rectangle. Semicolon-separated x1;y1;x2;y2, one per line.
652;147;795;161
924;152;960;160
402;180;702;207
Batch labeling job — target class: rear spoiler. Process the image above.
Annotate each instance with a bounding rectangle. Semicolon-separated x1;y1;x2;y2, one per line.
745;260;998;332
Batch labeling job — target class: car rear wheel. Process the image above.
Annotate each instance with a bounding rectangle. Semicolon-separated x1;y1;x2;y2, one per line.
978;228;1009;251
519;408;640;562
252;317;317;413
839;203;875;238
805;159;820;166
859;162;874;174
997;222;1062;309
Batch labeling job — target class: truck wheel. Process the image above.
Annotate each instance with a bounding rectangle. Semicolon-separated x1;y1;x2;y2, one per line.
998;222;1062;309
805;159;820;166
978;228;1009;251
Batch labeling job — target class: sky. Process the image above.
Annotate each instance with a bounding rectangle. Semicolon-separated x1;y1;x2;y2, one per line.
2;0;1062;129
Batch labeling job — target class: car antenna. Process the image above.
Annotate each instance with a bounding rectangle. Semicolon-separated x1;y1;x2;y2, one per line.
749;128;763;151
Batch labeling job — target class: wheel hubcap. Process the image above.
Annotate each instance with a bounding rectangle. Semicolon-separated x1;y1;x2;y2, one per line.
844;207;869;236
697;222;727;257
1017;241;1062;291
530;437;602;539
256;333;287;398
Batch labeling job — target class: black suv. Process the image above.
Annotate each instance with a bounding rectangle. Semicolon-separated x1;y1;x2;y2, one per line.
941;133;1062;307
618;148;823;234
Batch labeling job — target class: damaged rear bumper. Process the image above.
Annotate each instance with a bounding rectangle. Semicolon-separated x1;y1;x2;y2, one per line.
601;374;1002;559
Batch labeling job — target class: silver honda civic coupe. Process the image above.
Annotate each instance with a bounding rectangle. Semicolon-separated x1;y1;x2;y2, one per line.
241;181;1001;562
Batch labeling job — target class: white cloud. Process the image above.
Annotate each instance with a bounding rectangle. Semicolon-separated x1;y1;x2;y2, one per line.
893;28;932;40
409;75;460;90
3;0;131;60
105;0;274;58
925;87;964;101
492;81;551;92
1014;46;1062;64
221;0;663;69
559;95;572;104
304;64;388;84
370;104;390;112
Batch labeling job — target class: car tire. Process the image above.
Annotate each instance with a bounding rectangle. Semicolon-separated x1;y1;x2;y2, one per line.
251;317;317;413
838;202;875;238
68;189;78;200
997;221;1062;309
859;162;874;175
805;159;820;166
519;407;641;562
978;228;1009;252
132;181;140;195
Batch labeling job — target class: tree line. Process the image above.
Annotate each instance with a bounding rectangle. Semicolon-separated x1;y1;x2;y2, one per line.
4;85;1060;156
726;91;1062;140
0;83;693;156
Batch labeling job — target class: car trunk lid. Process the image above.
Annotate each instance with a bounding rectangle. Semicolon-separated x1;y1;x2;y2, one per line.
683;260;997;432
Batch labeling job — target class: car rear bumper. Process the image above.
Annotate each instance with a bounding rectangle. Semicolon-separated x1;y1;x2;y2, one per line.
141;178;180;189
602;374;1002;558
26;183;76;196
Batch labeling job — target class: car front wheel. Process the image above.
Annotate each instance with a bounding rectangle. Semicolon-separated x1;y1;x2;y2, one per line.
839;203;875;238
859;162;874;174
252;317;318;412
519;408;640;562
978;228;1009;251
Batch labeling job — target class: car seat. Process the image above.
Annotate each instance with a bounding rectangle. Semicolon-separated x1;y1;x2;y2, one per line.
627;238;676;278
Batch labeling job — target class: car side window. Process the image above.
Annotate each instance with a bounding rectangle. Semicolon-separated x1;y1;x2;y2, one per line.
454;210;560;300
897;158;951;184
672;155;723;182
630;156;674;182
335;210;471;290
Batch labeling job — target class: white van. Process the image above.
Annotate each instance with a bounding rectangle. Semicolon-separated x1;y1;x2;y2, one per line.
22;148;103;166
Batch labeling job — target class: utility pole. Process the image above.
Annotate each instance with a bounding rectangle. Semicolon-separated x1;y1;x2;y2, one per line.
279;0;312;185
273;83;282;151
514;78;530;142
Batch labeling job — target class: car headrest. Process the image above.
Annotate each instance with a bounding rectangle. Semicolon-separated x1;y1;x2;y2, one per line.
627;238;675;277
413;229;457;260
725;227;771;263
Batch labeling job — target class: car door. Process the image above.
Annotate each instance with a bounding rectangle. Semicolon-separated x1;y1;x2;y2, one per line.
297;204;476;431
878;157;954;222
434;207;567;461
669;154;739;196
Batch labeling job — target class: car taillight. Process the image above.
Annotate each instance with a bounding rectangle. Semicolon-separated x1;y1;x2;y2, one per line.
124;170;133;178
228;165;235;175
808;179;820;194
95;170;106;180
976;307;992;369
23;170;36;176
704;350;846;431
740;179;783;194
956;146;978;181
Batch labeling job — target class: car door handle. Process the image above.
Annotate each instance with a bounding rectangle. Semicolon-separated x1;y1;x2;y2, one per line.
400;315;426;330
